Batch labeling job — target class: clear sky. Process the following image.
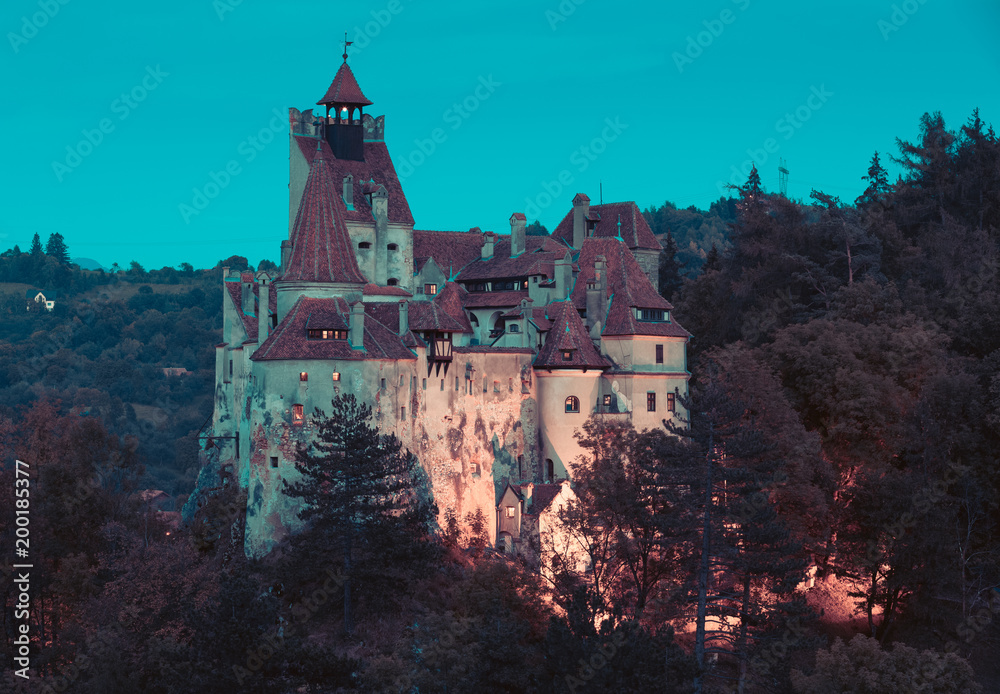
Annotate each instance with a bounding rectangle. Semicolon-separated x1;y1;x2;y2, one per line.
1;0;998;270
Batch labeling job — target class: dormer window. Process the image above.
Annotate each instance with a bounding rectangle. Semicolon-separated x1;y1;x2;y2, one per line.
307;329;347;340
387;243;398;251
637;308;665;322
562;350;573;361
358;242;371;249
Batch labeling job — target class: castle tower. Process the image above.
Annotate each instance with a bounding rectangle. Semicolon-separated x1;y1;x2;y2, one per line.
317;47;373;162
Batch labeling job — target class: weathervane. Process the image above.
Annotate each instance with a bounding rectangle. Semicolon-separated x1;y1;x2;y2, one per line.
342;31;352;62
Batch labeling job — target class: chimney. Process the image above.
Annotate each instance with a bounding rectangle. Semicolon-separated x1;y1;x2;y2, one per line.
258;278;270;344
241;275;254;317
572;193;590;249
343;173;354;210
349;302;366;350
586;255;607;332
398;299;409;336
373;185;389;285
555;252;573;301
510;213;526;257
482;231;497;259
280;240;292;275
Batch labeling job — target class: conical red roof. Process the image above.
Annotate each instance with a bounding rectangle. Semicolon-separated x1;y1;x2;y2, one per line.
283;142;367;284
317;61;372;107
534;301;609;369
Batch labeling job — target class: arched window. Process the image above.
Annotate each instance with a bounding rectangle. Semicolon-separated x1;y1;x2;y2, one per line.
387;243;398;251
387;278;399;286
565;396;580;413
358;241;371;249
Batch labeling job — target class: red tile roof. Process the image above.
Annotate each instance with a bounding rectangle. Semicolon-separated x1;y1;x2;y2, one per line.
552;201;660;250
413;229;485;277
284;142;368;284
462;290;529;308
363;284;412;296
252;296;415;362
457;236;565;282
529;484;563;514
534;301;610;369
502;305;553;332
294;136;413;226
317;61;373;106
568;237;690;338
453;346;535;354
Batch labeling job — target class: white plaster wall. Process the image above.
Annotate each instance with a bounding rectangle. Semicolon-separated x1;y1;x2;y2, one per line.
535;370;602;480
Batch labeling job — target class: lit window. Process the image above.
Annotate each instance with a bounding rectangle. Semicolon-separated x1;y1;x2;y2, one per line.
300;372;308;382
505;506;515;518
332;372;340;381
292;404;304;425
647;392;656;412
562;350;572;361
308;329;347;340
565;396;580;413
656;345;663;364
668;393;676;413
603;394;612;408
425;283;437;295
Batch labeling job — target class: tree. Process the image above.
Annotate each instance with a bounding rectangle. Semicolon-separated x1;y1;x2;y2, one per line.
45;232;70;265
255;258;278;274
658;232;684;302
855;151;891;209
282;393;434;635
216;255;251;272
525;220;549;236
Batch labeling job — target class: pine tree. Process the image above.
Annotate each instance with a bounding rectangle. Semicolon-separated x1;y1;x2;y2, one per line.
703;244;721;272
658;232;685;302
45;232;70;265
29;232;44;258
856;151;891;208
282;393;433;635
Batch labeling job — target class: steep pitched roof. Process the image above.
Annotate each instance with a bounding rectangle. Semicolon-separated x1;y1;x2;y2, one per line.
252;296;415;362
294;136;414;226
457;236;565;282
534;301;610;369
462;290;528;309
569;237;690;338
317;61;373;106
529;484;564;514
284;143;367;284
552;201;660;250
413;229;486;277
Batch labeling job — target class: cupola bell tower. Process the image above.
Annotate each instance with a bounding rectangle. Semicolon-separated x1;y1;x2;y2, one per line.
316;34;372;162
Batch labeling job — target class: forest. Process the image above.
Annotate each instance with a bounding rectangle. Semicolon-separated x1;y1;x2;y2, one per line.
1;109;998;693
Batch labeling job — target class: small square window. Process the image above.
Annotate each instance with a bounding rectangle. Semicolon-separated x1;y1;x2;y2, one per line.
332;372;340;382
647;392;656;412
270;456;278;469
655;345;663;364
300;372;308;382
505;506;515;518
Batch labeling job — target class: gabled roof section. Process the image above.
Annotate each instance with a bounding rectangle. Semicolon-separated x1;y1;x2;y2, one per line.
413;229;486;278
285;142;367;284
252;296;415;361
294;136;414;226
317;61;373;106
569;237;690;338
534;301;610;369
552;201;660;250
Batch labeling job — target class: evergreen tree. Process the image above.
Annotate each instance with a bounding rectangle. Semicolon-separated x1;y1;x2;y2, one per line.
29;232;44;258
855;151;890;209
525;220;549;236
703;243;721;272
45;232;70;265
282;393;434;635
658;231;685;302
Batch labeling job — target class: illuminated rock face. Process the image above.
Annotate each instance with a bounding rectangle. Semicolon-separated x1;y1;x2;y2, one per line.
187;60;691;564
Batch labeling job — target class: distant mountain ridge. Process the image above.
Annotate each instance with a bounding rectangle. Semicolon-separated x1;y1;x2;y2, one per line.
72;257;106;271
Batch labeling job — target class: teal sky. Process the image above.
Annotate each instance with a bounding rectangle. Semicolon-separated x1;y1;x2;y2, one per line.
1;0;998;270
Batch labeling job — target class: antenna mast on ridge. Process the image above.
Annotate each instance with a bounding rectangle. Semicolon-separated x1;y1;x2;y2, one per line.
778;158;789;197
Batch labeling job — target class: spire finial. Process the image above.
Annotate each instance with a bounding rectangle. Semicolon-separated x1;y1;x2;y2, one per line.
342;32;352;62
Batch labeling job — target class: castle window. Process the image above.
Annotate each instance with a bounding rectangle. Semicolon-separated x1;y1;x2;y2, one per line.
494;380;501;393
270;456;278;469
565;396;580;413
292;404;304;425
387;243;398;251
332;372;340;381
505;506;516;518
228;360;233;378
300;372;308;382
400;374;405;387
455;376;460;391
509;324;520;333
604;394;612;408
562;350;572;361
647;392;656;412
668;392;676;413
638;308;665;322
358;242;371;249
422;378;427;390
387;278;399;286
381;378;386;390
308;329;347;340
424;283;437;295
400;406;406;420
656;344;664;364
235;438;239;457
546;459;554;482
440;379;444;391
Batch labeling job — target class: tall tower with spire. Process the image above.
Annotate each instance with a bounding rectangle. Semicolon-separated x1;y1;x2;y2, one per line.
317;35;373;161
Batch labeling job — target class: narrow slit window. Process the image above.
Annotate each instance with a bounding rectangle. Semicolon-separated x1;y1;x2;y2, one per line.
647;392;656;412
655;344;664;364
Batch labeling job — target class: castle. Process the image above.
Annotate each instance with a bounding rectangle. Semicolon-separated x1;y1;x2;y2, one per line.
192;54;691;559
